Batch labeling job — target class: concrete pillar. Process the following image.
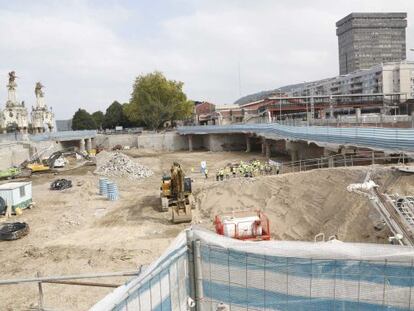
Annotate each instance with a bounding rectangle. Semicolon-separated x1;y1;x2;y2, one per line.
188;135;193;152
245;135;251;152
265;141;271;159
328;157;334;168
411;112;414;128
79;139;86;153
261;142;265;155
329;107;334;119
355;108;361;123
33;128;38;134
86;138;92;151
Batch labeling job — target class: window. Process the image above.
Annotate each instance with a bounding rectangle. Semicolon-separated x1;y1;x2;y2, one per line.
19;186;25;197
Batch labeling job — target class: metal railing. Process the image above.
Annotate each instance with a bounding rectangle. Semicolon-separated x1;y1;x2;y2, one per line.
0;270;141;311
279;153;409;174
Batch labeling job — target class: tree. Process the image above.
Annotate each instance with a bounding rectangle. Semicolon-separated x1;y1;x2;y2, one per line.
91;111;104;129
103;101;126;129
71;109;97;130
124;71;193;130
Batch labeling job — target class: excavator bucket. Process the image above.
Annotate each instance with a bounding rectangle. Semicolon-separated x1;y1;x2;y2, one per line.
171;200;192;223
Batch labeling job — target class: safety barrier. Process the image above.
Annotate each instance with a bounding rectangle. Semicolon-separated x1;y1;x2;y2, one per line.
90;232;189;311
177;124;414;152
92;228;414;311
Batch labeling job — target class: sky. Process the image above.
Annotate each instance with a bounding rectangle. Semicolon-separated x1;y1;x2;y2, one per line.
0;0;412;119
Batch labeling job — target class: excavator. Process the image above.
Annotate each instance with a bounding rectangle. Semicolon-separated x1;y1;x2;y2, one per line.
160;162;195;223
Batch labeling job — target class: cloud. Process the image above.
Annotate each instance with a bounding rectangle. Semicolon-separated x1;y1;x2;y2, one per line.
0;0;412;118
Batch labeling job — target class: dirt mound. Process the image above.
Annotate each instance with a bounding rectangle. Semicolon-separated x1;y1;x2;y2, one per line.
95;151;153;179
195;167;390;243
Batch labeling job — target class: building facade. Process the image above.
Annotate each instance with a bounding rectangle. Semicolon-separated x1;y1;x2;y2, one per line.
336;13;407;75
286;61;414;101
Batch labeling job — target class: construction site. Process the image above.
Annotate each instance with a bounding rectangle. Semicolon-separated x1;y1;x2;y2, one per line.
2;5;414;311
1;130;414;310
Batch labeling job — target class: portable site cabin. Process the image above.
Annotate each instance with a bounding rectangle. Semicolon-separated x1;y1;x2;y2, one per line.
0;181;32;214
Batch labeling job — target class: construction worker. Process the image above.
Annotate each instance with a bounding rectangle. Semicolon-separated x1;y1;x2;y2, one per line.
259;163;265;175
215;169;220;181
204;168;209;179
231;165;236;178
219;168;224;181
225;166;231;179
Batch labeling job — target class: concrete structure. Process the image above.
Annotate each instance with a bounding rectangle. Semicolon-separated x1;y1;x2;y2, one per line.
31;82;55;133
0;72;29;133
178;123;414;165
336;13;407;75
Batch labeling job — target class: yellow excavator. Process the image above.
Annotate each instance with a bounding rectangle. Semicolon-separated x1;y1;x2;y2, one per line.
160;162;195;223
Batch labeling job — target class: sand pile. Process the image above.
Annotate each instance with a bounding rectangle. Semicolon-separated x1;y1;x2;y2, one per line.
194;167;390;243
95;151;153;179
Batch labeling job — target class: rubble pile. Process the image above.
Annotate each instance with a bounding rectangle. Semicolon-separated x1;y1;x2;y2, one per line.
95;151;153;179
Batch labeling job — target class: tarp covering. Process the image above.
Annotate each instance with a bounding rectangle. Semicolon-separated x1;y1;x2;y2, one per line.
92;228;414;311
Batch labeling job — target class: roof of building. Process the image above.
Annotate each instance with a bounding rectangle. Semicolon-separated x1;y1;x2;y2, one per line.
336;12;407;27
0;181;31;190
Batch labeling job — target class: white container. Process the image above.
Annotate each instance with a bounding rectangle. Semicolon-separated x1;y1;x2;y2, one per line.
0;181;32;211
222;215;262;238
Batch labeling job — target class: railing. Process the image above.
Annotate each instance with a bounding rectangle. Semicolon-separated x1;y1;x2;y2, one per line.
280;153;409;174
0;270;141;311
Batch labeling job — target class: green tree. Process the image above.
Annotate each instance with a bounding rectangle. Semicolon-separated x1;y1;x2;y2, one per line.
103;101;126;129
91;111;104;129
125;71;193;130
71;109;97;130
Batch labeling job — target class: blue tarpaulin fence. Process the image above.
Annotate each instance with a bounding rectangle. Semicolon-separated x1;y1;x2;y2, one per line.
91;228;414;311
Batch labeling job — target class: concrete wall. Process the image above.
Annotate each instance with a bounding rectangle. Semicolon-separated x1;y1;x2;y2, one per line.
286;141;326;161
137;132;188;151
204;134;246;152
0;143;30;170
0;140;65;171
95;134;138;149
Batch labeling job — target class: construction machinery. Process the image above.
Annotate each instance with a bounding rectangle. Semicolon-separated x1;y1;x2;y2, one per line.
23;148;91;173
214;210;271;241
0;167;32;180
160;162;195;223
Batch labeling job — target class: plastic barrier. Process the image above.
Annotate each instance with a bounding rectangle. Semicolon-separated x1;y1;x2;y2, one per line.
92;228;414;311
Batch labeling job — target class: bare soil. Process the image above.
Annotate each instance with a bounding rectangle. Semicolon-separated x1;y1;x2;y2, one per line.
0;150;407;310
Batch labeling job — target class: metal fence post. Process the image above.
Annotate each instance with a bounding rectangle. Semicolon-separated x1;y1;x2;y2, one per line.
186;230;196;304
37;271;44;311
194;240;204;311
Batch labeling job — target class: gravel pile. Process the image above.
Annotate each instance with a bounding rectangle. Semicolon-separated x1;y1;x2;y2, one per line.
95;151;153;179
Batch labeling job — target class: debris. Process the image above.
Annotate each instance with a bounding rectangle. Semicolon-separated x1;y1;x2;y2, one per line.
0;222;29;241
95;151;153;179
50;179;73;191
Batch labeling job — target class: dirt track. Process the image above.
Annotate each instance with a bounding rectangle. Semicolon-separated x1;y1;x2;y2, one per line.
0;150;408;310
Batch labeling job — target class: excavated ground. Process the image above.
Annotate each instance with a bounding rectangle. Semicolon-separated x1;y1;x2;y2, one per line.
0;149;409;310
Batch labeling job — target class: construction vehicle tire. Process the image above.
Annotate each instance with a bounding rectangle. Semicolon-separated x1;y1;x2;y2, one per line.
0;222;29;241
0;197;5;214
188;194;196;210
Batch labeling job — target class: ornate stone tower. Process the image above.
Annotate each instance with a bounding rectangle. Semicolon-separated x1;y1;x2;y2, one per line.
31;82;55;133
0;71;29;133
